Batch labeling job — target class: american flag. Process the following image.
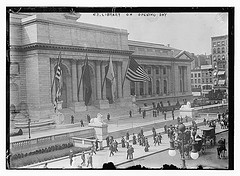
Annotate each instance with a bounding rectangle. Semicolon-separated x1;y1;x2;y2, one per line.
126;58;151;82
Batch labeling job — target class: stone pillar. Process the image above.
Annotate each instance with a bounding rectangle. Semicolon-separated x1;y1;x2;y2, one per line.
168;66;171;94
95;61;109;109
96;61;102;100
77;61;84;101
101;62;107;100
71;60;78;102
186;65;191;93
152;66;156;95
117;62;122;98
50;59;56;103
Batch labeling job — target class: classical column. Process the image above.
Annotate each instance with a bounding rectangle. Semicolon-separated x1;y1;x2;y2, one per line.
96;61;102;100
152;66;156;95
77;61;84;101
167;66;171;94
117;62;122;98
101;62;107;100
71;60;78;102
50;59;56;102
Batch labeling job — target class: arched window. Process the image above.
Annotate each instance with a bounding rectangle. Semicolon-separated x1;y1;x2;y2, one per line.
163;80;167;94
222;47;225;53
213;48;216;54
218;55;221;60
217;48;220;53
140;82;144;95
130;82;135;95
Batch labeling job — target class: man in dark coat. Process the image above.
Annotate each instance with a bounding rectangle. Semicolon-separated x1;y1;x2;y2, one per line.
132;133;137;145
95;139;99;151
106;135;110;147
71;115;74;124
129;110;132;117
80;119;84;127
158;133;162;144
109;144;114;157
87;114;91;123
121;136;126;148
107;113;110;121
81;152;85;166
126;131;130;141
69;150;74;166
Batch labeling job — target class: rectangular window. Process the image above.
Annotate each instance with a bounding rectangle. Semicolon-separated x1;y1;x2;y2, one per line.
191;79;193;83
191;73;193;78
198;73;200;77
195;79;197;83
206;78;208;83
163;67;166;75
217;42;220;46
195;73;197;77
210;78;212;83
156;68;159;74
202;73;204;77
202;79;204;83
198;79;201;83
206;72;208;76
222;41;225;46
148;68;151;74
213;42;216;47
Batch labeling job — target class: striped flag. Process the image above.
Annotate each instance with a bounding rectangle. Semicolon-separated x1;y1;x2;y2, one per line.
55;54;62;101
106;56;116;101
126;58;151;82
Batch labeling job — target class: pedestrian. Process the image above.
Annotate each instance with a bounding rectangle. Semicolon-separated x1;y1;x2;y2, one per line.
95;139;99;151
163;111;166;120
203;118;206;126
126;141;129;149
87;114;91;123
144;138;150;152
180;116;183;123
154;135;158;146
109;144;114;157
69;149;74;166
106;135;110;147
153;130;157;141
121;136;126;148
129;110;132;118
129;145;134;159
132;133;137;145
139;107;142;114
71;115;74;124
158;133;162;144
81;152;85;166
185;115;188;122
164;124;167;134
86;152;93;168
140;128;144;137
80;119;84;127
107;113;110;121
127;146;130;159
126;131;130;141
142;110;145;119
43;163;48;169
114;140;118;152
172;109;174;120
91;145;96;155
137;132;141;144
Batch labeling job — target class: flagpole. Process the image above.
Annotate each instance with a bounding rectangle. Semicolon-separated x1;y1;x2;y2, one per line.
77;54;88;102
101;56;110;99
121;57;131;91
51;52;61;103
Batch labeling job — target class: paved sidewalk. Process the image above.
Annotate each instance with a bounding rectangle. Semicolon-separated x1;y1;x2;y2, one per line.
25;118;228;169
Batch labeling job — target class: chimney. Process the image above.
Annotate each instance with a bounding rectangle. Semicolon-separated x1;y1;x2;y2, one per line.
167;44;170;47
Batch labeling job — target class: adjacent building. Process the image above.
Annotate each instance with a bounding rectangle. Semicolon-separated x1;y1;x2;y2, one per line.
9;13;193;120
211;35;228;92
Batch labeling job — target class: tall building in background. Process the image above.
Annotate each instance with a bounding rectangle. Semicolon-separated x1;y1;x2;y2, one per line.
211;35;228;94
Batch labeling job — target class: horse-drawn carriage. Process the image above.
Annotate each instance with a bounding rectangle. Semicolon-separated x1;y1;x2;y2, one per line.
199;126;216;153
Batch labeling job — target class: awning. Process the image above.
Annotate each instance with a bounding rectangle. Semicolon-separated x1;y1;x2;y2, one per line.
218;80;226;85
217;71;225;76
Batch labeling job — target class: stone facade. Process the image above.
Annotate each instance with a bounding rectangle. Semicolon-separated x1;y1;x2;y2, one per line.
9;13;193;120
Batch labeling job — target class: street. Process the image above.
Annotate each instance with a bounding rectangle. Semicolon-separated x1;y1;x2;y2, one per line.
118;131;228;169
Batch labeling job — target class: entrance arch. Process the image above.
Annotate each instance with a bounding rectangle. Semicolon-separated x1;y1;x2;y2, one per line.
82;64;95;106
54;63;70;108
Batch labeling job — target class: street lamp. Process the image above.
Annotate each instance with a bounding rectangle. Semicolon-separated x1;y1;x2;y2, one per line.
168;123;199;169
25;111;31;139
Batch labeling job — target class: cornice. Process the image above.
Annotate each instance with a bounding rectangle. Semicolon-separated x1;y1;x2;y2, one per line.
10;43;134;56
132;54;192;63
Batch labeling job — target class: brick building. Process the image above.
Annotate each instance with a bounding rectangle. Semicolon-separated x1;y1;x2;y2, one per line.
9;13;193;120
211;35;228;92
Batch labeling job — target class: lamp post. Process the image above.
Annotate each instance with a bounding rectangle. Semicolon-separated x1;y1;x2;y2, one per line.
26;112;31;139
168;123;199;169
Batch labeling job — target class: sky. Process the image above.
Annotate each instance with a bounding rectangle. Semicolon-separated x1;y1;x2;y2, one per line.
77;12;228;55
